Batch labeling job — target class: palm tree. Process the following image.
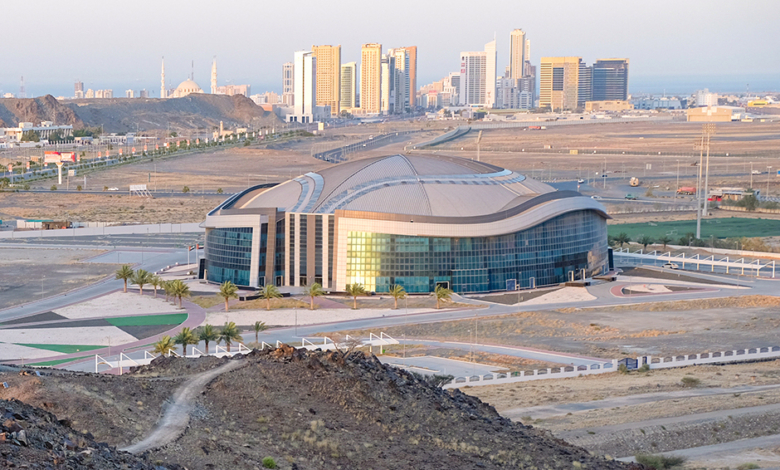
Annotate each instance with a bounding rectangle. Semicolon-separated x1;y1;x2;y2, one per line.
132;269;153;296
303;282;324;310
253;321;267;343
173;327;198;355
218;281;239;312
149;275;163;298
152;335;176;356
169;279;191;308
198;324;219;354
259;285;282;311
345;283;366;310
115;265;134;293
639;235;654;250
658;234;673;250
431;285;453;309
615;232;631;248
388;284;407;310
217;321;242;352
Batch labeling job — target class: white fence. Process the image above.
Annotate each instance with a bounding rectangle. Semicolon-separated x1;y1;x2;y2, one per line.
1;222;204;239
92;333;398;373
614;248;777;277
443;346;780;389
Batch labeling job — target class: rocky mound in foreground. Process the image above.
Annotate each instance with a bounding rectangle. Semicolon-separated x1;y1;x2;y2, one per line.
0;398;178;469
128;347;644;470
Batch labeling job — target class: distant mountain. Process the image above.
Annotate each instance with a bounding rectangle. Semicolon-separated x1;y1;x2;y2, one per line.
0;94;281;133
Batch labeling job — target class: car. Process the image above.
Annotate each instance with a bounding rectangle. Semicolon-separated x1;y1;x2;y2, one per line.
108;187;119;191
662;262;679;269
624;193;638;200
752;170;762;175
591;195;602;199
577;179;585;184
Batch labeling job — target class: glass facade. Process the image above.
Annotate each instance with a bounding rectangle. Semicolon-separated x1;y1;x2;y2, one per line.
205;227;253;286
345;210;607;293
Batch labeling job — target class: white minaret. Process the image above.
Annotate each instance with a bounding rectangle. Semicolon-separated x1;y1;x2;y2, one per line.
161;57;166;99
211;57;218;94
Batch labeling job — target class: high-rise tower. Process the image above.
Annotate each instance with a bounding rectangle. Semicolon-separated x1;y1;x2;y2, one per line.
360;43;382;114
484;39;497;108
311;45;341;116
540;57;581;111
509;29;526;80
160;57;166;99
211;57;218;94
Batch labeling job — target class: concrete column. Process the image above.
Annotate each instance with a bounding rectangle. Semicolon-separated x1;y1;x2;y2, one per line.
265;212;276;286
249;224;261;289
294;213;300;287
322;215;329;289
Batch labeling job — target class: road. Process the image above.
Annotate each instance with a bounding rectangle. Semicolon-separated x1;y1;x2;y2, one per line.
502;384;780;421
120;360;246;454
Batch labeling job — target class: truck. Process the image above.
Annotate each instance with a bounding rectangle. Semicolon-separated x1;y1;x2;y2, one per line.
625;194;638;200
677;187;696;195
629;177;640;187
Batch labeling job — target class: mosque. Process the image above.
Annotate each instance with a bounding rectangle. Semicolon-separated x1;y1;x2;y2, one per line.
160;57;248;99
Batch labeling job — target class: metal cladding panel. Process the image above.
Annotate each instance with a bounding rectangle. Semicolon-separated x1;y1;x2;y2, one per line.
415;184;516;217
243;179;302;211
340;183;431;216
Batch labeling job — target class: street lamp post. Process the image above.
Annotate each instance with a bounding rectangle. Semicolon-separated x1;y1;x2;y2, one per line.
767;166;772;200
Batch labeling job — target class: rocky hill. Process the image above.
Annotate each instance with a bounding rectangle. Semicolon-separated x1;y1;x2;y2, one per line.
0;94;281;133
0;95;83;129
0;348;647;470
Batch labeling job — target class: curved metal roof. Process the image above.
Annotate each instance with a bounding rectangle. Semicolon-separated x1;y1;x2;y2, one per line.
233;154;565;218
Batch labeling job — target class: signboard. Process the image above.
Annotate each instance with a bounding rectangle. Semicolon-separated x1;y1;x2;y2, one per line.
44;151;62;163
68;169;76;177
7;164;12;172
60;152;75;162
129;184;147;191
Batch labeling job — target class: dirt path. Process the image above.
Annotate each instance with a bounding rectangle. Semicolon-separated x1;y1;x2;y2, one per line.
120;359;245;454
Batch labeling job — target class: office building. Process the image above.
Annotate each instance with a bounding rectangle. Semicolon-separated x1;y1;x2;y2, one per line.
540;57;581;111
139;89;149;98
291;51;316;123
509;29;526;80
484;39;497;108
204;154;609;292
340;62;356;110
389;48;409;112
400;46;417;110
578;61;592;107
360;43;382;114
282;62;294;106
696;88;718;107
125;89;135;98
592;59;629;101
380;53;396;115
311;45;341;116
74;80;84;99
459;52;486;106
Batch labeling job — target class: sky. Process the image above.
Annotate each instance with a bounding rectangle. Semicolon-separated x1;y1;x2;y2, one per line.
2;0;779;98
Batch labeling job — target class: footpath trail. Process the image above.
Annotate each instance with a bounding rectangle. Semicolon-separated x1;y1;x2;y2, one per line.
121;359;246;454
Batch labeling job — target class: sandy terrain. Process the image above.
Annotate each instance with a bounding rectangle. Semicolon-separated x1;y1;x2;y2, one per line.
205;306;433;328
54;291;178;319
0;343;68;361
0;192;218;224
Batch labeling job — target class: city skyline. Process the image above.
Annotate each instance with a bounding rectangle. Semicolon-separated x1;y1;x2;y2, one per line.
2;0;779;98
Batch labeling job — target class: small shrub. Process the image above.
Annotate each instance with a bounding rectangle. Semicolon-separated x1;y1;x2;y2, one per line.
737;463;760;470
182;186;190;193
618;363;629;374
76;185;82;191
635;453;686;469
217;188;223;194
50;185;57;191
23;183;30;190
681;376;701;388
639;363;651;372
262;457;277;469
103;186;108;191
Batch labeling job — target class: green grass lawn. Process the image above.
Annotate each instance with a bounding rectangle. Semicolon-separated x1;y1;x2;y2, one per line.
16;344;104;354
608;217;780;240
106;313;188;327
28;355;91;367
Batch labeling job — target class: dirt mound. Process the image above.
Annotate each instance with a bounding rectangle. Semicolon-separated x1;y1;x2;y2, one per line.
138;348;642;469
66;93;281;133
0;397;178;469
0;95;83;128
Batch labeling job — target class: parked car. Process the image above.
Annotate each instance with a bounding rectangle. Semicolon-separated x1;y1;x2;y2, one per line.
662;262;679;269
577;178;585;184
625;194;638;200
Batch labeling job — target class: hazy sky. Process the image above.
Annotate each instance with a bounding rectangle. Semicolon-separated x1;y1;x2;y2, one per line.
3;0;779;97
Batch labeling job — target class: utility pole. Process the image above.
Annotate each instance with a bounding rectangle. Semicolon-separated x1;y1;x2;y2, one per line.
476;130;483;162
767;166;772;199
676;160;680;200
694;124;715;239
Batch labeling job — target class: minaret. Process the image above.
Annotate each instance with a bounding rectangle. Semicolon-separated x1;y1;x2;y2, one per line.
161;57;166;99
211;57;218;94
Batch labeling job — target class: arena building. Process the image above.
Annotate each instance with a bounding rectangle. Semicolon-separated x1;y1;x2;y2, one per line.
203;154;609;293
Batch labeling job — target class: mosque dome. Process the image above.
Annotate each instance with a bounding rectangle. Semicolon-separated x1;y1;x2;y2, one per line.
172;79;203;98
